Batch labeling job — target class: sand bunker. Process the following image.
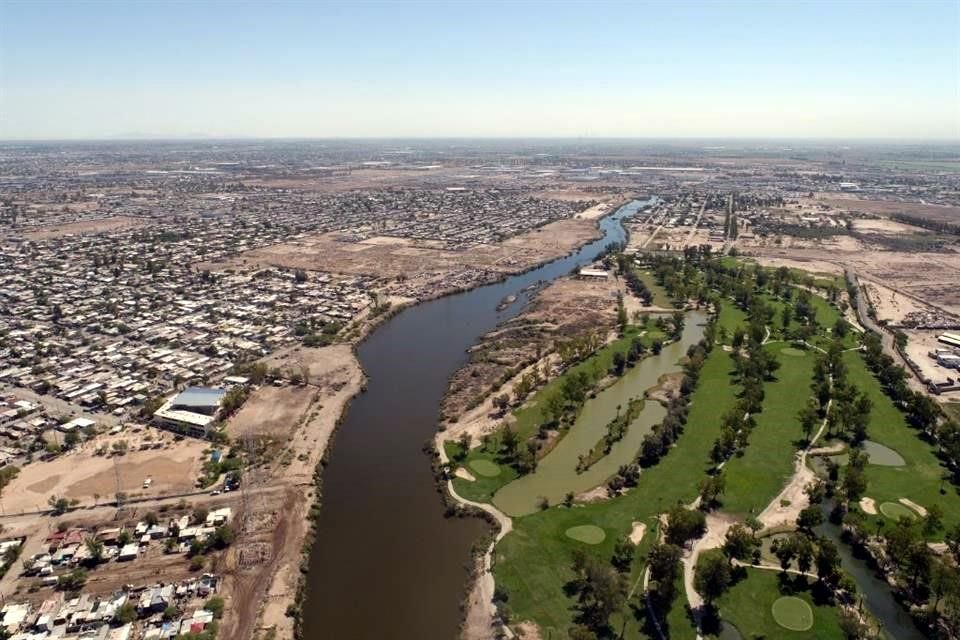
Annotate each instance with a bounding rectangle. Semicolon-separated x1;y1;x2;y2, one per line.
629;521;647;545
455;467;476;482
859;497;877;515
899;497;928;517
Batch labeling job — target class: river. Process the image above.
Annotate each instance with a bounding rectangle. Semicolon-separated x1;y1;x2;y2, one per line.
300;198;656;639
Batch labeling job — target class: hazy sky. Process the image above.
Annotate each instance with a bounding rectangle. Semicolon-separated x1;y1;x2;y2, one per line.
1;0;958;140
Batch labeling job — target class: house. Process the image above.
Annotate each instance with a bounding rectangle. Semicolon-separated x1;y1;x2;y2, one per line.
117;544;139;562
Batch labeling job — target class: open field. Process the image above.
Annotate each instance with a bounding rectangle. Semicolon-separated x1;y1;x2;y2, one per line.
22;215;148;239
1;432;207;513
817;195;960;225
226;385;316;439
203;217;601;294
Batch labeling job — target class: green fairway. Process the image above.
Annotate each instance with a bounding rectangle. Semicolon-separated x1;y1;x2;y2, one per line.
879;501;916;521
469;458;501;477
780;346;806;356
632;268;674;307
772;596;814;631
721;344;814;516
564;524;606;544
715;569;843;639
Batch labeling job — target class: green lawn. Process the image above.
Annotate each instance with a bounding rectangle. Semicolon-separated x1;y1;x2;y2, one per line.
712;568;845;639
631;267;674;308
843;351;960;533
721;344;815;516
494;342;743;637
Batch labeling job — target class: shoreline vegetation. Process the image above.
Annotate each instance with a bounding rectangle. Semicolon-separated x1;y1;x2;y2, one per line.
439;250;960;640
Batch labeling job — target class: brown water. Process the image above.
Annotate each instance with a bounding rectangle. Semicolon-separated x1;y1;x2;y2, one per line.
300;199;655;639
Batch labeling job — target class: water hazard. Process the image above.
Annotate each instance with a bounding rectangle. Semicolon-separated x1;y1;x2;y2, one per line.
300;199;656;639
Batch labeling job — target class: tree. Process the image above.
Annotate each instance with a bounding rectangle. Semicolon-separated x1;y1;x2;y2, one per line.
48;495;69;515
493;393;510;414
205;596;225;618
114;602;137;624
84;537;104;566
815;537;841;586
611;539;635;573
665;505;706;546
694;549;732;604
647;543;682;604
569;551;625;634
797;506;824;531
722;524;759;562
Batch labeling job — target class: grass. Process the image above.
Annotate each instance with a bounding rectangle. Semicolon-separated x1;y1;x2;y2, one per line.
713;569;844;639
771;596;814;631
944;402;960;424
494;338;744;637
878;501;916;521
631;268;674;308
843;350;960;532
564;524;606;544
469;459;501;477
721;344;815;516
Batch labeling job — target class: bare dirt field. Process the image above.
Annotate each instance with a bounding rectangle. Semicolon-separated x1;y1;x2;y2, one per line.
22;215;147;240
863;281;938;325
817;194;960;224
2;433;207;513
226;386;316;439
242;167;465;193
211;217;600;279
851;218;929;235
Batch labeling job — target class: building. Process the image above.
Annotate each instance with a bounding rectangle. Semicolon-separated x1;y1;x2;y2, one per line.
153;387;226;438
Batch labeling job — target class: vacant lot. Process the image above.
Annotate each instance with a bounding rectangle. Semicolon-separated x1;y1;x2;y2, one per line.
205;217;601;291
3;433;207;513
819;195;960;225
22;215;147;239
227;385;316;439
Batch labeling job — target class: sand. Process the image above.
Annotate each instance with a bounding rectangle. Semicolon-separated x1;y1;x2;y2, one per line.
860;497;878;515
899;497;929;517
629;521;647;545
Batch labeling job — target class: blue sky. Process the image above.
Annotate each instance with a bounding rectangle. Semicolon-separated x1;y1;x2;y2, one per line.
1;0;958;139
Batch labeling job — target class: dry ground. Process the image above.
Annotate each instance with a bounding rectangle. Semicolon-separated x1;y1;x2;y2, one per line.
903;329;959;384
201;217;602;302
22;215;148;240
226;386;317;439
442;275;621;421
817;194;960;225
2;432;207;513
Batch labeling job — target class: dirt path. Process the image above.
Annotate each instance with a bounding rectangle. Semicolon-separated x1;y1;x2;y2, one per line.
681;512;738;636
447;478;514;640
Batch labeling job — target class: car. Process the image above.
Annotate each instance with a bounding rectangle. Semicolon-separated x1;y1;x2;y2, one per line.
209;490;221;496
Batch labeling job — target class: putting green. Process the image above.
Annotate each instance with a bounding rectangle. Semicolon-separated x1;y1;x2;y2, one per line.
780;346;807;357
771;596;814;631
564;525;606;544
879;501;916;520
861;440;905;466
468;459;501;477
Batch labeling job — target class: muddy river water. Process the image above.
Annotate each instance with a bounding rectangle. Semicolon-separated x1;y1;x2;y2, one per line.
300;199;656;639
